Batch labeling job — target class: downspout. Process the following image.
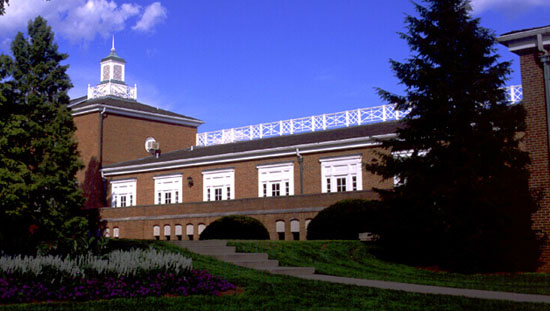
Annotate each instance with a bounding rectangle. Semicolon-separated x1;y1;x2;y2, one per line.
298;149;304;195
99;107;106;165
537;34;550;171
99;107;106;206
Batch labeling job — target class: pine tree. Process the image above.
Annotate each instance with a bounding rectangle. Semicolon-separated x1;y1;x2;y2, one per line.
367;0;543;272
0;17;87;254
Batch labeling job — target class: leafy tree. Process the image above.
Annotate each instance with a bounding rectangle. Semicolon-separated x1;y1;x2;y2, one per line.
0;0;8;15
367;0;543;272
0;17;87;254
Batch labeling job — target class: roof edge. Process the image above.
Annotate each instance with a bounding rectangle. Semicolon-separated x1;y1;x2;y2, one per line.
71;103;204;127
101;133;396;177
498;26;550;53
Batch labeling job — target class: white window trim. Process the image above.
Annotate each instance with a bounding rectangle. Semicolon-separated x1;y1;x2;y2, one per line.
154;174;183;205
320;155;362;193
202;168;235;201
257;162;294;197
111;178;137;207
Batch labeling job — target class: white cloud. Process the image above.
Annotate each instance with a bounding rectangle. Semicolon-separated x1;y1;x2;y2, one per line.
61;0;141;42
471;0;550;13
132;2;167;33
0;0;166;45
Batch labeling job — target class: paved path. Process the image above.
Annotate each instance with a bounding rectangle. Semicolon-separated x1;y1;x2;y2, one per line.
174;241;550;304
297;274;550;304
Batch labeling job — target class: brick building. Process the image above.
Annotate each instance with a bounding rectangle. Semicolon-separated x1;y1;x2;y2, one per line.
71;43;396;241
71;34;550;270
498;26;550;272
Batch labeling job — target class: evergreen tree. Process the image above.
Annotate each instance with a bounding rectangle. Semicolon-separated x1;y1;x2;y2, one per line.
367;0;543;272
0;17;87;254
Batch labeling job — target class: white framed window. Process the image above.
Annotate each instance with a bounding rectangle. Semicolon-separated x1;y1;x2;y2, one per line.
320;155;362;193
290;219;300;241
104;228;110;238
175;225;183;240
276;220;285;240
164;225;171;240
305;219;312;230
154;174;183;205
202;169;235;201
198;223;206;236
153;225;160;240
186;224;194;240
257;162;294;197
113;227;119;239
111;179;137;207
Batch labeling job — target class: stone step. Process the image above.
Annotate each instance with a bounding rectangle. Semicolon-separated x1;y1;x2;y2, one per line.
233;259;280;269
170;240;315;278
171;240;227;247
185;246;237;255
262;266;316;276
213;252;269;262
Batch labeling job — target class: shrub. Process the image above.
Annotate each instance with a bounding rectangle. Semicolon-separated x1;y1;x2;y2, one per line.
307;199;381;240
200;216;270;240
0;249;234;303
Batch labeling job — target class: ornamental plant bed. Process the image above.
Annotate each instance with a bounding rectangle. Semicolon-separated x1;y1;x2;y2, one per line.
0;249;234;304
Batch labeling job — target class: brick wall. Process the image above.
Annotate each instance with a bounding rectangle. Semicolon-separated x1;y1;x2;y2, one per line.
101;113;197;166
73;112;100;183
104;146;390;206
101;190;379;240
520;51;550;272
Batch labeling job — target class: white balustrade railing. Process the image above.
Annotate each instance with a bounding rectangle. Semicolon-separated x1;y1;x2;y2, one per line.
196;85;523;147
87;82;137;100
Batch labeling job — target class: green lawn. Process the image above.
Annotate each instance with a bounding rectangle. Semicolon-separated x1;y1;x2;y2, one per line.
4;240;550;311
229;240;550;295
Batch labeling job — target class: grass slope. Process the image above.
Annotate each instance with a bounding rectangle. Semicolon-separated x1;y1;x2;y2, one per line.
229;240;550;295
4;240;549;311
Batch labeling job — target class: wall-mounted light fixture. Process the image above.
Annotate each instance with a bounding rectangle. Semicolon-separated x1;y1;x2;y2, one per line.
187;176;194;187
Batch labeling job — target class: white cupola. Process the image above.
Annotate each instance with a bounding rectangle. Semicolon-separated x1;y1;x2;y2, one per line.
100;36;126;83
87;36;137;100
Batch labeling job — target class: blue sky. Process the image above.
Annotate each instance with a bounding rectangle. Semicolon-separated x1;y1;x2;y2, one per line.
1;0;549;132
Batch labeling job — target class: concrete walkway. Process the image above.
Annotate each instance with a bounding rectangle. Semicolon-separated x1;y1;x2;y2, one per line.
298;274;550;304
173;240;550;304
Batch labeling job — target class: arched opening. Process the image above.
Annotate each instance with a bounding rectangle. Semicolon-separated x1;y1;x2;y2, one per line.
186;224;194;241
153;225;160;240
164;225;171;241
276;220;285;240
175;224;183;241
198;223;206;237
290;219;300;241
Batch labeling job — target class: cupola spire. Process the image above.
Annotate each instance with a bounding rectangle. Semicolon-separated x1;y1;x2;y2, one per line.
87;37;137;100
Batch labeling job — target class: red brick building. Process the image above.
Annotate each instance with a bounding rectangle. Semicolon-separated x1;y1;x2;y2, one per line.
71;35;550;271
498;26;550;272
71;44;396;241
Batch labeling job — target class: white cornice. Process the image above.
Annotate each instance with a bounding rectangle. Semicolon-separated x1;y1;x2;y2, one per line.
498;27;550;53
101;133;396;177
71;103;203;127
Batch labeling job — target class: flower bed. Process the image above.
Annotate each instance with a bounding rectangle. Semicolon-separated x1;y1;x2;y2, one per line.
0;249;234;303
